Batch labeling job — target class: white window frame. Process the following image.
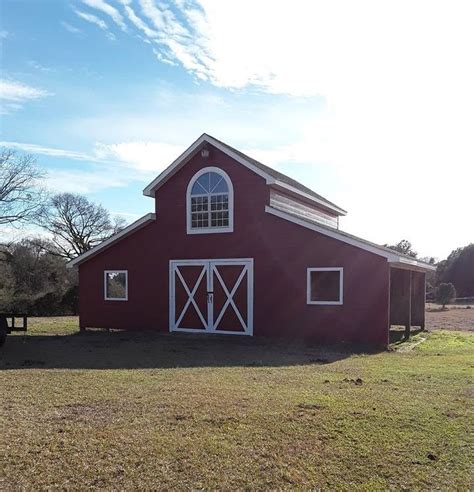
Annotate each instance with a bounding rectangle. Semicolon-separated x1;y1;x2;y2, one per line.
307;267;343;305
186;166;234;235
104;270;128;301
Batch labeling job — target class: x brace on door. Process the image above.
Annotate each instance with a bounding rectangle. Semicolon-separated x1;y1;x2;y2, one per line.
169;258;253;336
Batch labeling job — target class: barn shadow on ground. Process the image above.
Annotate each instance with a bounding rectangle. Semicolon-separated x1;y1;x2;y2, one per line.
0;330;382;370
389;325;425;344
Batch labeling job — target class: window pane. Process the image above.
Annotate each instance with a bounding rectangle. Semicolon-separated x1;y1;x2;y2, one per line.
310;270;340;302
189;171;231;230
211;210;229;227
191;196;208;212
106;272;127;299
191;212;209;228
191;172;229;195
210;194;228;211
210;174;228;193
191;173;211;194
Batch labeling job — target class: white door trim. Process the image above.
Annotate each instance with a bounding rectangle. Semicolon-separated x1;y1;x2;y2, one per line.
169;258;254;336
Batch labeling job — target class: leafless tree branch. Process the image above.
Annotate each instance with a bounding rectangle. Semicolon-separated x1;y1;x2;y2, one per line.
0;148;47;226
36;192;125;260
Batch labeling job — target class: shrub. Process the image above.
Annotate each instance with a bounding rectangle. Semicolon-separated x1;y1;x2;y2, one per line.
436;282;456;309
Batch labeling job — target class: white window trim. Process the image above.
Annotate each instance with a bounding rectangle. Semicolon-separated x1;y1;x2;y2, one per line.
104;270;128;301
186;166;234;235
307;267;343;305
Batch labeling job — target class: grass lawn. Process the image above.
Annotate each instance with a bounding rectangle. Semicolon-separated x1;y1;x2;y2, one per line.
0;318;472;489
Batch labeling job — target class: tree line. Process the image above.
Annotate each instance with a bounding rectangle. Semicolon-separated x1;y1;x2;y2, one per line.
1;148;125;314
385;240;474;305
1;148;472;315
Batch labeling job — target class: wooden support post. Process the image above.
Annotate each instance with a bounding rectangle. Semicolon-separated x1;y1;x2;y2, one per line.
421;273;426;331
405;271;412;340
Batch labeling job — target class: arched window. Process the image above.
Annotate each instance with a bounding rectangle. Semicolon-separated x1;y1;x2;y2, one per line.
187;167;234;234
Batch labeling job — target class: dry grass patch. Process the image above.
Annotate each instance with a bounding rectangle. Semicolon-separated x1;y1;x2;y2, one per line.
426;305;474;331
0;318;472;489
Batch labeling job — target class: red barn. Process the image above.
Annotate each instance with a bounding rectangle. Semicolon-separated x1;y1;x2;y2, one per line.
68;134;434;346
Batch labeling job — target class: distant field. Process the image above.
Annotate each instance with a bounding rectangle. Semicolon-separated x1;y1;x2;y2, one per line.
0;316;472;489
426;305;474;331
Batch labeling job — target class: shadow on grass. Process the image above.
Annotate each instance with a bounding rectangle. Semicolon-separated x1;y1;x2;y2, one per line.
389;326;425;345
0;330;381;370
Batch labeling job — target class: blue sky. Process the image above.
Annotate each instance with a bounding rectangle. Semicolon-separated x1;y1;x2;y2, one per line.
1;0;473;259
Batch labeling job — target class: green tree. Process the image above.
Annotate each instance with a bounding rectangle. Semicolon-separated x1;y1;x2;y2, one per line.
436;244;474;298
436;282;456;309
0;240;77;314
385;239;417;258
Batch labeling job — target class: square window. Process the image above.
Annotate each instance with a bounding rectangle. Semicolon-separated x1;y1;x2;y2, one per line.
105;271;128;300
307;268;343;305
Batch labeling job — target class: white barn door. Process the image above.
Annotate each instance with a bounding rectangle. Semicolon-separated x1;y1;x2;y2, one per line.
169;259;253;335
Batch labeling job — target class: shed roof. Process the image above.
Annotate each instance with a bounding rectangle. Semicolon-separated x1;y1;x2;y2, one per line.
265;205;436;272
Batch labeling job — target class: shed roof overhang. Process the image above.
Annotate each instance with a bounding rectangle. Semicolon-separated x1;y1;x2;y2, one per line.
265;206;436;272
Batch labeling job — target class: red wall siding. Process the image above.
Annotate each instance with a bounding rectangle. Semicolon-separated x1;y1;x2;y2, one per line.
79;146;390;346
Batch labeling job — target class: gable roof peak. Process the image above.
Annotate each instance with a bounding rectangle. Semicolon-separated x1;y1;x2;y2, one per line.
143;133;347;216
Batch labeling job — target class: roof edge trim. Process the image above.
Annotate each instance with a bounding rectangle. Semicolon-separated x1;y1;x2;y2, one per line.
142;133;345;215
265;206;435;271
67;213;156;268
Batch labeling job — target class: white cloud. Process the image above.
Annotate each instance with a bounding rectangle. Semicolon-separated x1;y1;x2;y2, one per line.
81;0;127;31
94;141;185;174
0;141;94;160
0;30;8;40
0;79;52;103
122;3;158;38
27;61;55;73
0;139;184;180
74;9;116;40
45;169;130;193
59;1;474;257
61;22;83;34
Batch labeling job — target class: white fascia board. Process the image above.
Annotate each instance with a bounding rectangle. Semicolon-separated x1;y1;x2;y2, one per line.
388;257;436;272
143;134;274;197
266;205;396;259
143;135;208;197
265;206;435;271
67;213;156;268
143;133;346;214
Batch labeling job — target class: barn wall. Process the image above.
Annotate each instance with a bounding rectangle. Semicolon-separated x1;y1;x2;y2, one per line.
79;144;390;346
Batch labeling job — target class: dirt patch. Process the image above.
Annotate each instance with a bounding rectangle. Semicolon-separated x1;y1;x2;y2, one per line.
426;307;474;332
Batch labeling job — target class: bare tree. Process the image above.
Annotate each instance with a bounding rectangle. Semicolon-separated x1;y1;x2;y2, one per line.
0;148;46;226
37;193;126;260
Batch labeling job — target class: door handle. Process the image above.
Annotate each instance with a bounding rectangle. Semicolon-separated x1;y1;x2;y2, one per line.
207;292;213;303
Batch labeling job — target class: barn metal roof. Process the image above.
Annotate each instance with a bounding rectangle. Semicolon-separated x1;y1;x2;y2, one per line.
209;134;346;214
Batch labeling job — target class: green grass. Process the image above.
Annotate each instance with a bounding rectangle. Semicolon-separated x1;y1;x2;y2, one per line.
1;318;472;489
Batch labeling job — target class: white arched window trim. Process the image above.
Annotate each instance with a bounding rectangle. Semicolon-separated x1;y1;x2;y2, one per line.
186;166;234;235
